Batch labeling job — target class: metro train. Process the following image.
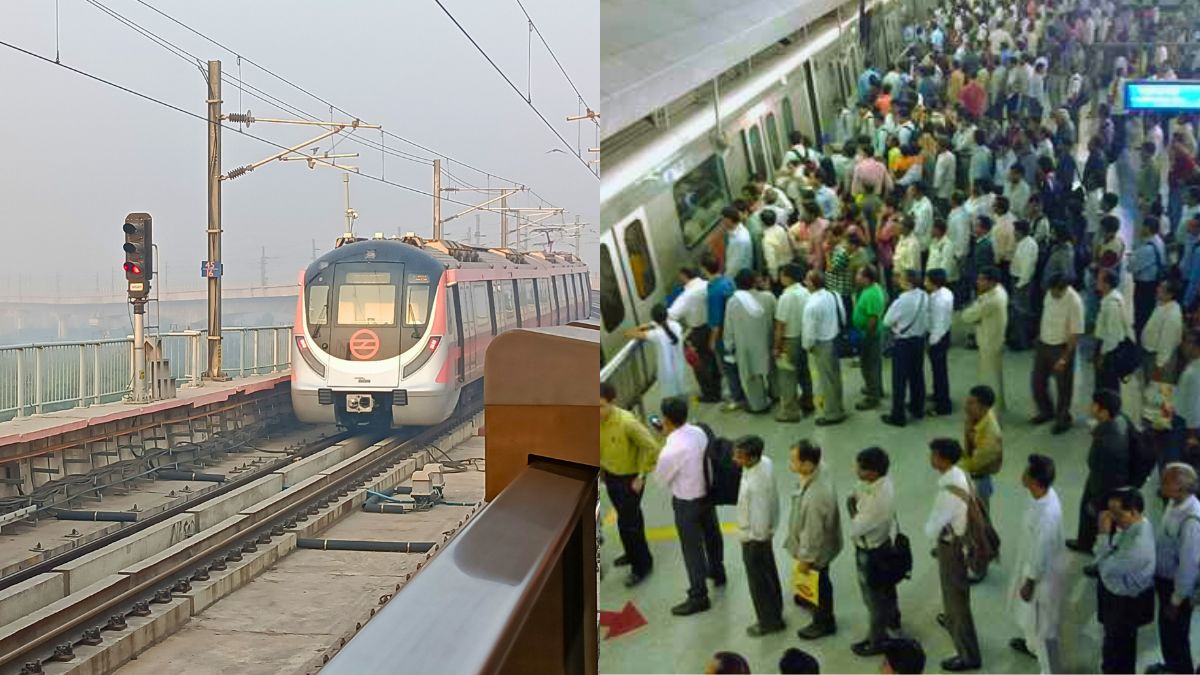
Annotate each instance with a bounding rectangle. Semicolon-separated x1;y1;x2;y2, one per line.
291;234;591;428
600;0;925;364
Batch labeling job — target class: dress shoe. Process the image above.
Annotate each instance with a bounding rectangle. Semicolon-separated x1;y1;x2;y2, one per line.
797;621;837;639
1029;413;1054;425
941;656;981;671
670;597;711;616
1145;663;1169;674
1051;421;1072;435
1065;539;1092;555
1009;638;1036;658
880;414;906;427
851;640;887;657
815;416;846;426
710;571;727;587
623;572;648;588
746;622;786;637
613;555;630;567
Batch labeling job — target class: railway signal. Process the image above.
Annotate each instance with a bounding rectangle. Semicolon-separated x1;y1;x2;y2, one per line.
122;212;153;299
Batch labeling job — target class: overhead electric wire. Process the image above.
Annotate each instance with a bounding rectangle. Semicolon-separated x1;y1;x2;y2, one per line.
512;0;596;125
131;0;546;192
0;38;552;226
428;0;597;178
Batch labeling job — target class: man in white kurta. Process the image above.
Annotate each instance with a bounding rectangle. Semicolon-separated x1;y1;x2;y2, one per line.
724;274;775;413
1009;454;1067;674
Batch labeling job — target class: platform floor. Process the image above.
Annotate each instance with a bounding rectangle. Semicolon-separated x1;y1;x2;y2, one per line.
599;338;1189;674
0;372;290;449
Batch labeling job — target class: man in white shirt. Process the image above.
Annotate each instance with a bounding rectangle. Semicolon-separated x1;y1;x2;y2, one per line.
802;270;847;425
1141;280;1183;385
991;196;1017;275
654;397;724;616
732;435;785;636
1008;220;1039;350
948;192;973;304
1095;268;1134;392
928;219;959;283
722;205;753;279
908;184;936;253
934;138;958;215
760;209;794;288
1003;167;1031;225
774;263;815;422
882;269;929;427
926;438;983;671
1009;454;1068;674
669;267;718;402
926;269;955;416
848;447;902;656
963;267;1009;411
1033;275;1084;434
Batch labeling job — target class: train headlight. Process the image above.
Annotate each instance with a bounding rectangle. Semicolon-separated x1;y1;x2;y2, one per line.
402;335;442;378
295;335;326;378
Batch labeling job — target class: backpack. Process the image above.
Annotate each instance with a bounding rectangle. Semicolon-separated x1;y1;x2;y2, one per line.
1126;415;1157;488
944;483;1000;573
696;424;741;505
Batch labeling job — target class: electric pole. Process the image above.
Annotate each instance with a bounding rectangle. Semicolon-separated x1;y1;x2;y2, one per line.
474;214;481;246
260;246;268;289
312;239;319;261
205;60;225;380
432;159;442;240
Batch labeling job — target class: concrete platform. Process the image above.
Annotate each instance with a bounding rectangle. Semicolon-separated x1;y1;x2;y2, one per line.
0;373;289;451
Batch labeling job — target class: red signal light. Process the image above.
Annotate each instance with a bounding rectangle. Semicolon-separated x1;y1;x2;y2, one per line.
123;262;142;275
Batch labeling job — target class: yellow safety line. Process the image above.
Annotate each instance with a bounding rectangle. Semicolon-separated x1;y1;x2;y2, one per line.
603;521;740;541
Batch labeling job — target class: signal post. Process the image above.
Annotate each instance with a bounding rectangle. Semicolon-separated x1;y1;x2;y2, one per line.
122;212;154;403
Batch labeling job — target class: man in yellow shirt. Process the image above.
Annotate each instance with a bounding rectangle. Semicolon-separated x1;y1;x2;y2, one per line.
960;384;1003;515
600;382;661;587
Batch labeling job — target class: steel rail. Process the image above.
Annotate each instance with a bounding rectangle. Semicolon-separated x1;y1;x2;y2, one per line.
0;396;483;670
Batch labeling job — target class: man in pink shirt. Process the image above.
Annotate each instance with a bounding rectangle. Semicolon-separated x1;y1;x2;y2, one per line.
852;148;894;197
655;396;725;615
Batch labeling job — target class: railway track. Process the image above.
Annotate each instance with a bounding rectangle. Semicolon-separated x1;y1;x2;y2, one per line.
1;395;484;674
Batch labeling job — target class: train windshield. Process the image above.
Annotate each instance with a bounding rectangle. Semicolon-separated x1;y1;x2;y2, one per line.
336;271;397;326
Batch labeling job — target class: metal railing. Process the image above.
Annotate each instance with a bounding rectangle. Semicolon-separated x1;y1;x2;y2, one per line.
0;326;292;421
599;338;655;416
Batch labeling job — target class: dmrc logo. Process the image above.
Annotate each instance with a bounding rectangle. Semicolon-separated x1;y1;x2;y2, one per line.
349;329;381;360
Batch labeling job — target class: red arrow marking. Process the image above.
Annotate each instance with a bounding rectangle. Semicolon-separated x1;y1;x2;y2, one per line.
599;601;647;639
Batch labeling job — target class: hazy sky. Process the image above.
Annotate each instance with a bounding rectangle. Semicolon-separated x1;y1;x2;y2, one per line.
0;0;598;299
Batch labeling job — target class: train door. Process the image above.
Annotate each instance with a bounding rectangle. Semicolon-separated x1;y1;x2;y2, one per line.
609;207;660;333
450;284;466;382
458;283;477;379
780;96;798;144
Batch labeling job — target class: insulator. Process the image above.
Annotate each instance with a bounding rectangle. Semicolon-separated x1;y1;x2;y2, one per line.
227;110;254;126
226;165;253;180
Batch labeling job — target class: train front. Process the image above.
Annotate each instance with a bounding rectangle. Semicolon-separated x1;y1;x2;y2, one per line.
291;239;458;428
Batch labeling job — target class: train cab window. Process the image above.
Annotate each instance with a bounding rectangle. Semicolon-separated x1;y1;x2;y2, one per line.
307;284;329;327
781;96;796;141
672;154;730;248
765;113;783;166
403;284;430;326
600;247;624;331
336;271;396;325
623;220;656;300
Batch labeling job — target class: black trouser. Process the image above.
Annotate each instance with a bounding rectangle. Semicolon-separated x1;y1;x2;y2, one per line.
889;336;926;422
812;565;836;627
937;538;981;664
1032;341;1075;426
742;540;784;628
1076;486;1101;551
672;496;725;601
1097;353;1122;393
1009;283;1036;350
687;325;722;402
856;546;901;645
928;332;951;414
1157;577;1194;673
603;473;653;576
1135;280;1159;342
1102;597;1142;675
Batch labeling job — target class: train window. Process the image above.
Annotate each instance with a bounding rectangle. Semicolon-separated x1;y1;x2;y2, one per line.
536;277;550;324
554;276;566;323
403;284;430;326
748;125;769;180
519;279;536;326
600;247;624;331
622;220;656;300
672;154;730;249
472;283;492;337
781;96;796;141
765;113;783;168
307;285;329;326
492;280;515;332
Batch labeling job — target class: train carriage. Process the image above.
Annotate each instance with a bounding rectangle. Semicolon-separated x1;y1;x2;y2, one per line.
292;234;591;428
